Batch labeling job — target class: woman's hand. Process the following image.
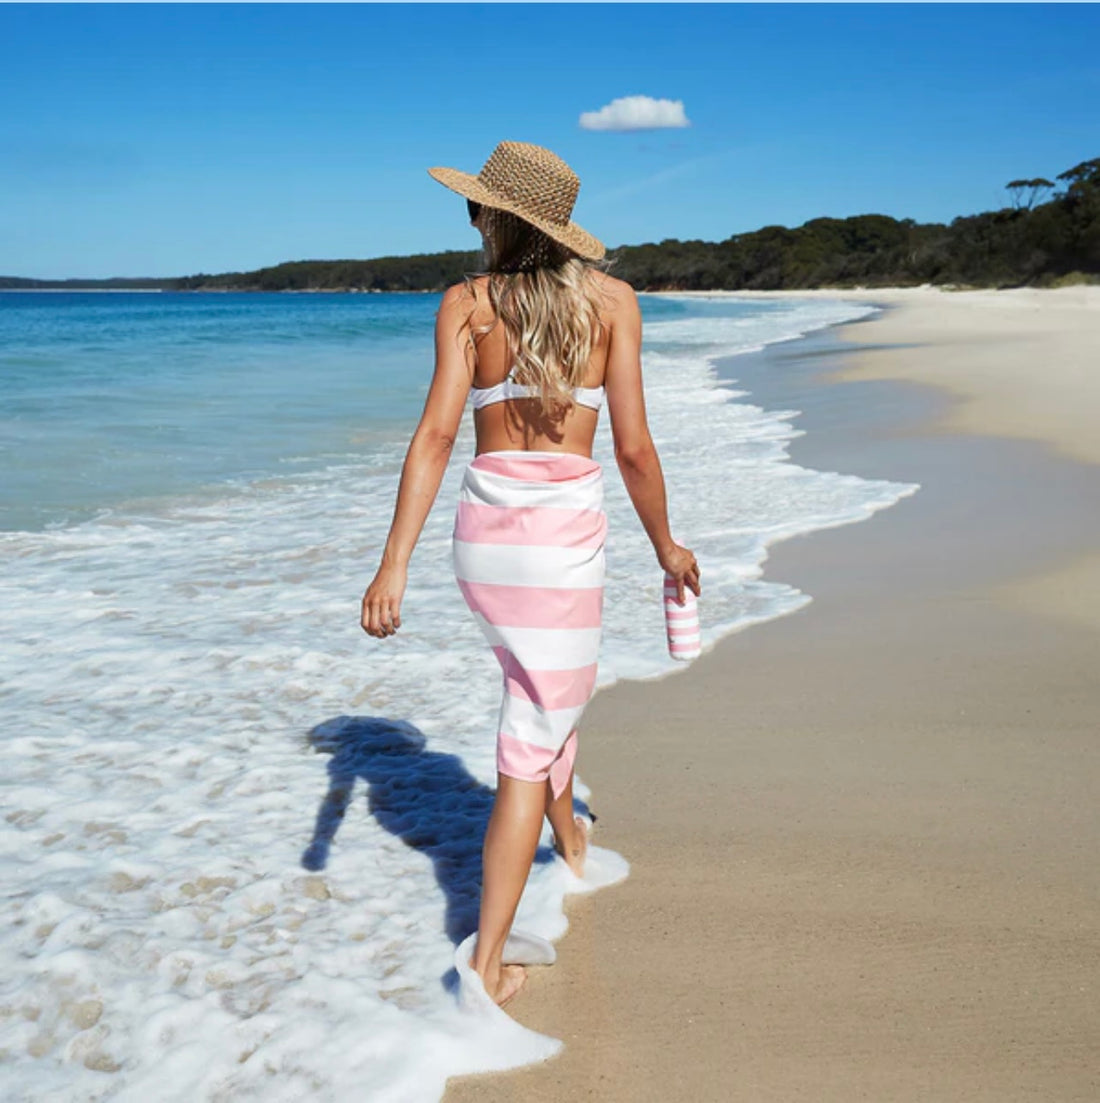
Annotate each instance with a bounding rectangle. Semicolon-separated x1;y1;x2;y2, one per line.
658;543;701;606
361;562;407;638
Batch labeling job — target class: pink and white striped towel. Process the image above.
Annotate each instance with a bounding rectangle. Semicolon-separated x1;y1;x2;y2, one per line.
453;451;606;799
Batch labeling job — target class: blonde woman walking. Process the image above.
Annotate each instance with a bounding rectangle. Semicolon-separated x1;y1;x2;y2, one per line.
361;142;700;1008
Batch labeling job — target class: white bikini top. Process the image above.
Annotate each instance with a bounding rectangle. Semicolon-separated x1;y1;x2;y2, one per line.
469;378;605;411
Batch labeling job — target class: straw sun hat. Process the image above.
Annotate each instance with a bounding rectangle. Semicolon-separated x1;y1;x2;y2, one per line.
428;141;606;261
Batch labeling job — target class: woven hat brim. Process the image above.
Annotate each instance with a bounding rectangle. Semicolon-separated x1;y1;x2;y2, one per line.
428;165;606;261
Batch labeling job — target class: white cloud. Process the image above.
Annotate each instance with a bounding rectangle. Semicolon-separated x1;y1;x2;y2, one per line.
578;95;691;132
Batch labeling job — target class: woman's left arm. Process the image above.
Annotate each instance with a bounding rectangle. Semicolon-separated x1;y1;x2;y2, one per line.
361;284;474;638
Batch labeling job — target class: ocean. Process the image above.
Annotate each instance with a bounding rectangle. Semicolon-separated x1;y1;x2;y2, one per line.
0;290;918;1099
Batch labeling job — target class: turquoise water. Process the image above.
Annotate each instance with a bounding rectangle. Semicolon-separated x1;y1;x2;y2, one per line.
0;290;762;531
0;292;437;529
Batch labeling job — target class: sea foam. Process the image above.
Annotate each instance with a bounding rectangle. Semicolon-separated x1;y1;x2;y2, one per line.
0;295;918;1100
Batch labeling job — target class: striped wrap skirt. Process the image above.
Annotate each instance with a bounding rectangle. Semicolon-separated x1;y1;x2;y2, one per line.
452;450;606;800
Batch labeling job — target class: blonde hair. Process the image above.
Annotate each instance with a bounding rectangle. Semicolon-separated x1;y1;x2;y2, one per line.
465;206;607;417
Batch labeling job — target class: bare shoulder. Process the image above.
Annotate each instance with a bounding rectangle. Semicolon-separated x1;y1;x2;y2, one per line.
441;275;495;327
587;269;639;321
590;269;634;295
439;278;480;311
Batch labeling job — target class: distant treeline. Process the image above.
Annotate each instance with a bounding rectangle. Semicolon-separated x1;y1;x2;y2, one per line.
0;275;170;290
610;156;1098;291
4;157;1097;293
175;250;483;293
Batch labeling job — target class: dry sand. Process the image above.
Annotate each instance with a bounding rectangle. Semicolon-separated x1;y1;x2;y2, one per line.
717;284;1100;466
445;287;1100;1102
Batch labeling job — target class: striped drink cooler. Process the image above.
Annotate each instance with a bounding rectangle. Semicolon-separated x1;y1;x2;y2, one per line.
664;572;701;661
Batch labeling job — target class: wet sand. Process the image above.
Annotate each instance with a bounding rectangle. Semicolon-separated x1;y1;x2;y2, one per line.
445;287;1100;1102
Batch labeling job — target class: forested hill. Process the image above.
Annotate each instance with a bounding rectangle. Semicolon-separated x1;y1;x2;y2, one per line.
4;157;1097;293
613;155;1098;291
176;251;483;293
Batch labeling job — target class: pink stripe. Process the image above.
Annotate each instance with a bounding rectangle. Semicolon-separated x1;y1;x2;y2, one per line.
665;607;698;620
460;580;602;629
668;626;699;638
455;501;607;548
492;647;598;710
471;452;600;482
670;642;700;653
497;730;578;801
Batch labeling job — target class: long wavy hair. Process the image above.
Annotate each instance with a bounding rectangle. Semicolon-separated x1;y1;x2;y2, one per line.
464;203;608;417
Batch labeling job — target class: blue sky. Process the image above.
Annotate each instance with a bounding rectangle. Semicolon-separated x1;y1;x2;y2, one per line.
2;3;1098;279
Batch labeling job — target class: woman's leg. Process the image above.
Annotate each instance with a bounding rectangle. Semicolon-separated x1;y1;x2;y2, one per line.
545;768;588;876
472;774;546;1003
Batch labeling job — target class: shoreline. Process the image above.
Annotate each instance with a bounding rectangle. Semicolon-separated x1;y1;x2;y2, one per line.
666;285;1100;466
445;287;1100;1101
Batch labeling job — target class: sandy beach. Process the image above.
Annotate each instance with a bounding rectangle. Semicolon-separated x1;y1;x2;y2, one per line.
446;286;1100;1102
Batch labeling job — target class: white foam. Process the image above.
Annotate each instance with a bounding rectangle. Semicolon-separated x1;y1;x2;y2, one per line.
0;296;917;1099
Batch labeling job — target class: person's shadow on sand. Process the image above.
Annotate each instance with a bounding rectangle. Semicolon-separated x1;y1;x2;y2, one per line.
301;715;559;945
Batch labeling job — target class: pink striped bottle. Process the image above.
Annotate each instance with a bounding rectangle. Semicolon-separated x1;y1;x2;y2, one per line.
664;572;701;661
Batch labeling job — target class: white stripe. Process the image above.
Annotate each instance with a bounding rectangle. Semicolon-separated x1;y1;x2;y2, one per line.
499;695;587;751
460;467;604;513
669;634;701;647
453;540;605;589
472;615;603;670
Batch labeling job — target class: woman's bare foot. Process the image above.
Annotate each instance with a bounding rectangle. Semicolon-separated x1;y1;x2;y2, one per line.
493;964;527;1006
553;815;588;877
472;961;527;1007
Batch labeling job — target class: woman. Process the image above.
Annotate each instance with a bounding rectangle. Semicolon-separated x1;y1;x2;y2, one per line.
361;141;700;1008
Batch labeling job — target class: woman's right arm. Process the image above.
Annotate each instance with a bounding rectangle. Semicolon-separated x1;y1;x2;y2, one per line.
360;283;474;638
604;283;701;604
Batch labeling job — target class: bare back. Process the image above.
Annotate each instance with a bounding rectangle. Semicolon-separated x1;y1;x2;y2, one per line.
463;269;629;457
